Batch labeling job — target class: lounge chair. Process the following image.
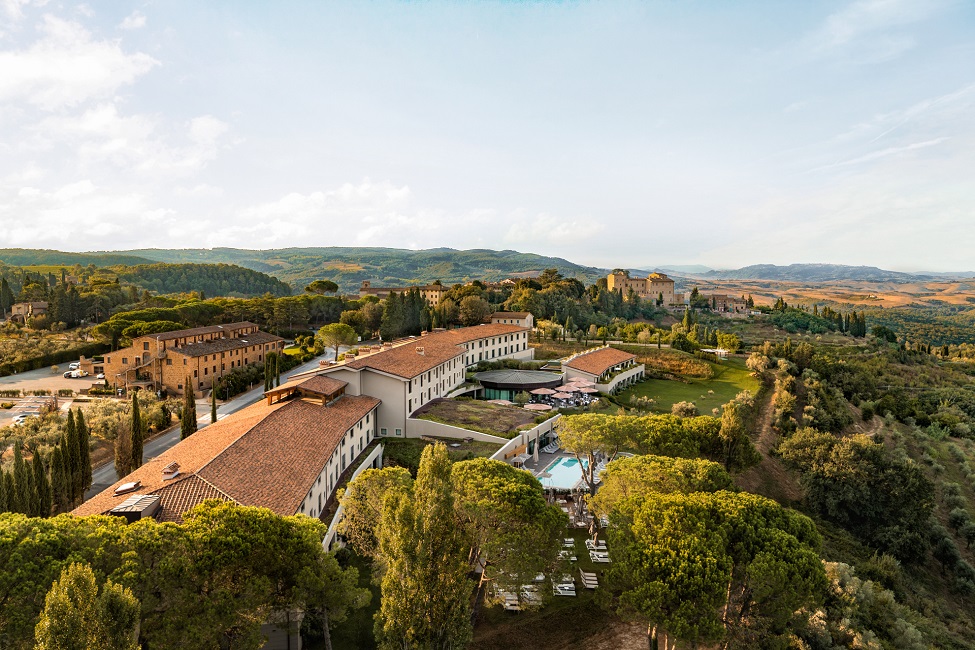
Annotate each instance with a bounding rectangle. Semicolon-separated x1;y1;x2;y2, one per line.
590;551;611;563
559;550;577;561
553;583;577;597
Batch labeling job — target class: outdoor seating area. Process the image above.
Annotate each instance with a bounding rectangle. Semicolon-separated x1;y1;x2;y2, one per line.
539;438;561;454
528;380;600;410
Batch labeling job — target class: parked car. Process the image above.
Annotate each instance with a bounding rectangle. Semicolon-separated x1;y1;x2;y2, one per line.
68;362;80;370
63;371;73;378
12;413;39;425
96;373;105;380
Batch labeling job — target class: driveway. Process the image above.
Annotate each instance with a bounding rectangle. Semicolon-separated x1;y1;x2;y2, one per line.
0;364;103;394
84;348;342;499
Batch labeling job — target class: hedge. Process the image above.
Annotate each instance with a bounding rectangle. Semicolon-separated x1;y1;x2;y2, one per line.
0;342;111;377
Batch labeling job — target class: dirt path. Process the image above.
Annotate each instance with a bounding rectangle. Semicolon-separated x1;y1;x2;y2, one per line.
734;389;802;504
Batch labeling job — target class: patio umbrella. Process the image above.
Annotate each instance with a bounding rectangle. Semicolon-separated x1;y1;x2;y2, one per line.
530;387;556;395
558;385;580;392
487;399;514;405
570;379;596;387
524;403;553;411
579;387;599;394
551;392;573;400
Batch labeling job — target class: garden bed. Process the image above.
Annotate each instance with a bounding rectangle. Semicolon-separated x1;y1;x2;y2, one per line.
413;398;546;438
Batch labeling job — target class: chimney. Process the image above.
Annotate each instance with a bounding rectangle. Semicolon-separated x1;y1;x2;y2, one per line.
416;346;425;356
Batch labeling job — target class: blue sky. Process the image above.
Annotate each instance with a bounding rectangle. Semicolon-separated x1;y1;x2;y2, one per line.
0;0;973;271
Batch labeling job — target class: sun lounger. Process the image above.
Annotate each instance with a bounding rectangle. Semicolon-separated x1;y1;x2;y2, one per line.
553;583;576;597
563;538;575;547
590;551;611;563
559;550;577;561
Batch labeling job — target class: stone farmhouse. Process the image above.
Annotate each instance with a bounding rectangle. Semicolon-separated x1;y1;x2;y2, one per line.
358;280;447;306
8;301;48;323
606;272;677;306
94;322;285;396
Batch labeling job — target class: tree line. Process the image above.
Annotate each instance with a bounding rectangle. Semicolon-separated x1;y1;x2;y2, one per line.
0;501;369;649
0;408;93;518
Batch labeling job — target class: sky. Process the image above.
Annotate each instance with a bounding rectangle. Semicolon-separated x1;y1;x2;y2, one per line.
0;0;973;271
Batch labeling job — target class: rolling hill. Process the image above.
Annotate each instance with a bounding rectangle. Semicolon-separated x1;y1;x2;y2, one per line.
103;247;607;291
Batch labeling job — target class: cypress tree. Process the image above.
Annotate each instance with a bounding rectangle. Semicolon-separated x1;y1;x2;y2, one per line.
0;469;7;512
131;393;144;470
76;408;92;493
32;452;52;517
2;473;14;513
211;383;218;423
50;446;70;513
275;352;281;387
12;444;29;514
65;410;83;503
114;420;133;480
181;380;197;440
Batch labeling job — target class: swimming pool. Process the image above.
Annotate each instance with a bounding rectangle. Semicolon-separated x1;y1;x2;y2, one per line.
538;456;587;490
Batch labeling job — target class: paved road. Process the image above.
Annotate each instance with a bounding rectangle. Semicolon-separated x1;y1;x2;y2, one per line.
84;350;339;499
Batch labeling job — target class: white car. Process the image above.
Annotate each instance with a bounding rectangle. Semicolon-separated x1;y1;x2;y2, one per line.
68;362;80;370
96;373;105;380
12;413;38;425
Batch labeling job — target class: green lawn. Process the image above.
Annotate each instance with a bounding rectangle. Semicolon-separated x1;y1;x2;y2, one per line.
619;357;759;413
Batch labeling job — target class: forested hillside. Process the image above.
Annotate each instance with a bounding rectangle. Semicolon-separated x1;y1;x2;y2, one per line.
106;247;606;290
0;249;152;267
111;263;291;298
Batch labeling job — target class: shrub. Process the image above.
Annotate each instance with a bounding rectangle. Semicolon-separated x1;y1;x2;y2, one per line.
671;401;699;417
948;507;971;531
0;402;13;409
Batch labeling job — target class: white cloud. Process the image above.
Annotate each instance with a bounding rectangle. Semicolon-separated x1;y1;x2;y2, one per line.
118;11;146;30
801;0;943;62
29;105;230;175
0;179;164;248
0;14;157;110
0;0;37;21
504;213;605;247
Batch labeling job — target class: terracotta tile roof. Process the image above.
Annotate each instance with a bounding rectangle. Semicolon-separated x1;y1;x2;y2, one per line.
342;324;528;379
198;395;380;515
73;393;379;520
435;323;528;346
73;399;288;519
564;347;637;377
152;475;237;522
296;375;348;396
343;339;463;379
170;331;283;358
490;312;531;319
146;322;260;342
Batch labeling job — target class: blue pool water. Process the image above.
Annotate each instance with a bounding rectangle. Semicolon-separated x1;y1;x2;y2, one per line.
538;456;587;490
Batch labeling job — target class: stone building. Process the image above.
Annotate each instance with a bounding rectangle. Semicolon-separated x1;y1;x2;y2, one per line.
358;280;447;306
101;322;285;395
606;272;676;306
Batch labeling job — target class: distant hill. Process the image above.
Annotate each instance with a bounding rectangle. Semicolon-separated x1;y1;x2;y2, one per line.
112;263;292;297
106;247;606;291
701;264;930;283
0;249;153;267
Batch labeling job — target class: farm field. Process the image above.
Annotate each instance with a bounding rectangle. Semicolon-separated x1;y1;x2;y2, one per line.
618;357;759;413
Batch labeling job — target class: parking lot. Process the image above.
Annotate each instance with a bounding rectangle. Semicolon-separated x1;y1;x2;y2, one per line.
0;364;98;429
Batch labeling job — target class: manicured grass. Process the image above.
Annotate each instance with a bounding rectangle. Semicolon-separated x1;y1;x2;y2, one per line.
619;357;759;413
281;345;303;356
414;398;546;438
